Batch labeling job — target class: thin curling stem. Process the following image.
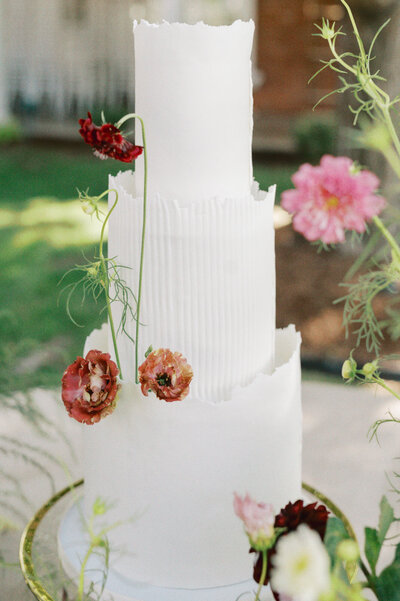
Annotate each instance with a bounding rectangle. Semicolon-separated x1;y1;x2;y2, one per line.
116;112;148;383
99;189;123;378
373;215;400;264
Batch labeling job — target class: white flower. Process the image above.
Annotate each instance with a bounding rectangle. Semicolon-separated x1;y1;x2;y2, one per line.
270;524;331;601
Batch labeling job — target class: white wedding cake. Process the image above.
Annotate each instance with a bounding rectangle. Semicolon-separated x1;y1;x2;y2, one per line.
83;20;302;591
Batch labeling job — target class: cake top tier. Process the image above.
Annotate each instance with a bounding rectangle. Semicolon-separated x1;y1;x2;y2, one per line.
133;20;254;203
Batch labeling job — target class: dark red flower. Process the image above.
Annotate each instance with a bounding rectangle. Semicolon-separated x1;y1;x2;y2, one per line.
251;500;329;600
78;112;143;163
61;349;120;424
274;500;329;540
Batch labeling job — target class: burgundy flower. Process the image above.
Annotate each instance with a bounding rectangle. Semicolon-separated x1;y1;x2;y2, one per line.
274;500;329;540
138;349;193;402
78;112;143;163
252;500;329;600
61;350;120;424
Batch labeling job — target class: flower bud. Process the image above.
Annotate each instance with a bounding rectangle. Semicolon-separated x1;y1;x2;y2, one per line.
87;262;100;278
336;539;359;562
82;201;95;215
342;358;357;380
93;497;108;515
234;492;276;551
361;361;378;379
319;20;336;41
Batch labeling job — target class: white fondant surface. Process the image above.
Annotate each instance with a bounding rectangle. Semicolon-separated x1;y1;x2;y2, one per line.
108;171;276;401
59;499;272;601
133;20;254;202
83;325;302;589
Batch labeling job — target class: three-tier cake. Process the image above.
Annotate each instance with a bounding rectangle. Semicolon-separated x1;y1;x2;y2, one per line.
82;19;302;591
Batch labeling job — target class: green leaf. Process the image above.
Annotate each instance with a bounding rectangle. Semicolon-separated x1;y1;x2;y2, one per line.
375;543;400;601
365;527;380;573
324;517;358;582
378;496;395;545
325;517;350;564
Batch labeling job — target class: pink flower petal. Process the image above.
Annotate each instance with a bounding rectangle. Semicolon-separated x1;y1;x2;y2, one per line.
282;155;385;244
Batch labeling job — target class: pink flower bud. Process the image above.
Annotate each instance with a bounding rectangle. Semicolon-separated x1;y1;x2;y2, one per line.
234;492;275;550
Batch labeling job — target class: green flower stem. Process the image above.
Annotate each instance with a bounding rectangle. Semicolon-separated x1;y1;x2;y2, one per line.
373;376;400;401
254;549;267;601
381;107;400;167
77;514;95;601
327;36;356;77
381;143;400;181
116;112;148;384
98;189;123;379
76;510;123;601
331;3;400;168
340;0;367;62
77;544;93;601
372;215;400;264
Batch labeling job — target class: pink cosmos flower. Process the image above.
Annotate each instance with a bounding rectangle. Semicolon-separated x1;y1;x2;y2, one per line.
234;492;275;550
138;349;193;402
281;155;385;244
61;350;120;424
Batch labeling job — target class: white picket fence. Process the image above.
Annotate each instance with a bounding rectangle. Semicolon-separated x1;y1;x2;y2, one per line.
3;0;256;122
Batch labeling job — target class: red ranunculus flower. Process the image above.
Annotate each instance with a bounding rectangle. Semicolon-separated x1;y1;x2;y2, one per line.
62;350;120;424
139;349;193;402
78;112;143;163
252;500;329;600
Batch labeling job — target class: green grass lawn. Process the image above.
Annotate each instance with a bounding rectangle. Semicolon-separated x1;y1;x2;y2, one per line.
0;143;295;394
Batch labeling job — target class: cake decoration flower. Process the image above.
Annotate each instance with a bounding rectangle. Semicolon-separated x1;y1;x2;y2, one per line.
250;499;329;600
233;493;275;551
62;349;120;424
274;499;329;540
270;524;331;601
281;155;385;244
138;348;193;402
78;112;143;163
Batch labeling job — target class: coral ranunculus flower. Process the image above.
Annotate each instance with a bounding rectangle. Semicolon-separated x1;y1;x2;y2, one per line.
61;350;120;424
139;349;193;402
281;155;385;244
78;112;143;163
252;500;329;599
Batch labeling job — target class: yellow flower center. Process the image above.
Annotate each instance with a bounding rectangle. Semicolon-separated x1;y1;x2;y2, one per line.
293;553;310;574
325;196;339;210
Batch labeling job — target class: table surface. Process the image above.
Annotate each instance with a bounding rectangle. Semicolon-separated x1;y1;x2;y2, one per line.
1;379;400;600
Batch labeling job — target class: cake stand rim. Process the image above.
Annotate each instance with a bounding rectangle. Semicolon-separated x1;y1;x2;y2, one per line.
19;479;357;601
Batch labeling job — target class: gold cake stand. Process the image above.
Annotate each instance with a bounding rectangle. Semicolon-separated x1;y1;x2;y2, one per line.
19;480;357;601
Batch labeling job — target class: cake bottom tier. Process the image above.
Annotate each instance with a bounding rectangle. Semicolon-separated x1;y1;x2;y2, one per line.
83;325;302;589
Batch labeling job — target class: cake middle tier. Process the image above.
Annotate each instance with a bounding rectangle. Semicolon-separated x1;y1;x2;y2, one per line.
109;170;276;401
